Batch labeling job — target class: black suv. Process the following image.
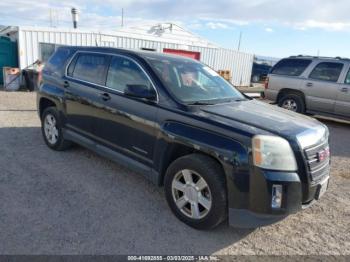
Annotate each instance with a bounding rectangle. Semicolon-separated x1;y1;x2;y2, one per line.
37;46;330;229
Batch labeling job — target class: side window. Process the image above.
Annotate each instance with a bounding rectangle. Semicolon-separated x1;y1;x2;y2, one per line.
344;69;350;85
309;62;343;82
40;43;56;63
271;59;311;76
106;56;152;92
71;53;109;85
45;47;71;74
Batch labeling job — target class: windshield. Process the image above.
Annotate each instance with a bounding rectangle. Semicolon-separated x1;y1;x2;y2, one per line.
145;56;246;104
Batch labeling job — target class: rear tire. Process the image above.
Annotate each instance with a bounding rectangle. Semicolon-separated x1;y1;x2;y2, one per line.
164;154;227;230
278;93;305;114
41;107;72;151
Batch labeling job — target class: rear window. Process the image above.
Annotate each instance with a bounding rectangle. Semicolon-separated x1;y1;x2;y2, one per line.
309;62;343;82
271;59;311;76
44;47;71;74
70;53;109;85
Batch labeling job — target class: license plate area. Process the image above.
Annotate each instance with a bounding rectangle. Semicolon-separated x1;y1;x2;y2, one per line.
316;177;329;200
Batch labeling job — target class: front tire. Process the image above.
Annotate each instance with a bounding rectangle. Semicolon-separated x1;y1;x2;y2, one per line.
41;107;72;151
164;154;227;230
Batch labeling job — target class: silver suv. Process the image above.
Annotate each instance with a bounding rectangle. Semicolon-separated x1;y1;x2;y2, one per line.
265;56;350;120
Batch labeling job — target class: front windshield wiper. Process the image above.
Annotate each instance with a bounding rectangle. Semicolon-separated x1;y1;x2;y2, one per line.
187;97;247;105
187;101;215;105
216;98;247;103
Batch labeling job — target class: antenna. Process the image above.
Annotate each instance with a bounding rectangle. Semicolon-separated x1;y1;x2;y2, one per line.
121;8;124;27
49;8;52;27
237;31;242;51
56;10;59;27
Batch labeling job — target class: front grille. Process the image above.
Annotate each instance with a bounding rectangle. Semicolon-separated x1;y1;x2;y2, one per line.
304;140;330;183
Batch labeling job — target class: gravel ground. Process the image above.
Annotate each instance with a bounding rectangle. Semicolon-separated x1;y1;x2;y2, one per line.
0;91;349;255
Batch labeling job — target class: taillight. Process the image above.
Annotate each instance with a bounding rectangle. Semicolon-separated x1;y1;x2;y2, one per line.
38;71;43;84
264;77;269;89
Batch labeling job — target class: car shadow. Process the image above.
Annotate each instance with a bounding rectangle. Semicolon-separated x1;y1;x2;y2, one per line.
0;126;254;255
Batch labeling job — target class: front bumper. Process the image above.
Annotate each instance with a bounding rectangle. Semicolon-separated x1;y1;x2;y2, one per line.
229;208;287;228
227;167;329;228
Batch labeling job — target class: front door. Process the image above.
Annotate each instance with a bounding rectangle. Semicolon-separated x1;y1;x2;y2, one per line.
92;55;159;168
335;67;350;117
302;61;344;113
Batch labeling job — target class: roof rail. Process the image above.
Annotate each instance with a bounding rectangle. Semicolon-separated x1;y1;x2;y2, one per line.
288;55;350;61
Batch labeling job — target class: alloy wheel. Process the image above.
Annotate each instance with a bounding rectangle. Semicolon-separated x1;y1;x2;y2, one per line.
44;114;59;145
282;99;298;112
171;169;212;219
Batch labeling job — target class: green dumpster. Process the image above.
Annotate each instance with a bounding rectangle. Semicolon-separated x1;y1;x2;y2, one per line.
0;36;18;85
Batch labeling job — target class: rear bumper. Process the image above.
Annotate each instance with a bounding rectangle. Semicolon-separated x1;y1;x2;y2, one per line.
264;89;278;102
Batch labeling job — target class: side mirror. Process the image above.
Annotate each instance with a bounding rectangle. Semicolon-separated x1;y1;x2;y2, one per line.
124;84;157;101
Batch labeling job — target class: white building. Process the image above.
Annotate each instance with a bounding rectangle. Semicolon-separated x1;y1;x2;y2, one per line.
0;23;254;86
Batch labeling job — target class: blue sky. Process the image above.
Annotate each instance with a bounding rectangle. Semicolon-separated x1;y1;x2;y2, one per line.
1;0;350;58
195;24;350;58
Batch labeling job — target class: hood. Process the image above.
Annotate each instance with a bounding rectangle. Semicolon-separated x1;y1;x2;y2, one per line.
200;100;327;147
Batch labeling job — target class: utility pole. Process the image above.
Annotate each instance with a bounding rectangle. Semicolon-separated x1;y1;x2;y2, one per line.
56;10;59;27
237;31;242;51
121;8;124;27
317;49;320;57
49;8;52;27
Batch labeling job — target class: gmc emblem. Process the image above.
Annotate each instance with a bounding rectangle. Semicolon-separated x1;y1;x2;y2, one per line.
317;147;330;162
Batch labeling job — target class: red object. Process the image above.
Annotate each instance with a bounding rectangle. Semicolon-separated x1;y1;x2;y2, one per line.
163;48;201;60
264;77;269;89
317;147;330;162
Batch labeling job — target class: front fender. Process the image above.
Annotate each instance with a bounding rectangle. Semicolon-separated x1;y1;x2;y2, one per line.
154;121;250;210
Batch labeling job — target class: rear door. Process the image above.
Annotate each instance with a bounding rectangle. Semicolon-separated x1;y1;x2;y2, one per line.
64;52;110;137
335;65;350;117
302;61;344;113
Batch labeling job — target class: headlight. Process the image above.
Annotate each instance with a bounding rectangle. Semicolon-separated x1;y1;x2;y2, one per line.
252;135;297;171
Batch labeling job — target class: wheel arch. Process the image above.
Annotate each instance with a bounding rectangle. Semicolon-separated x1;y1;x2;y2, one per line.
155;122;249;187
277;88;306;104
39;97;57;119
157;143;227;186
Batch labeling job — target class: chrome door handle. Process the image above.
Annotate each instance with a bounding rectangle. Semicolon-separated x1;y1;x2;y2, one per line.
341;87;348;93
306;82;313;87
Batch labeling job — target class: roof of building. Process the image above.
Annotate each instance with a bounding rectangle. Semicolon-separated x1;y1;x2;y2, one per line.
0;23;219;49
